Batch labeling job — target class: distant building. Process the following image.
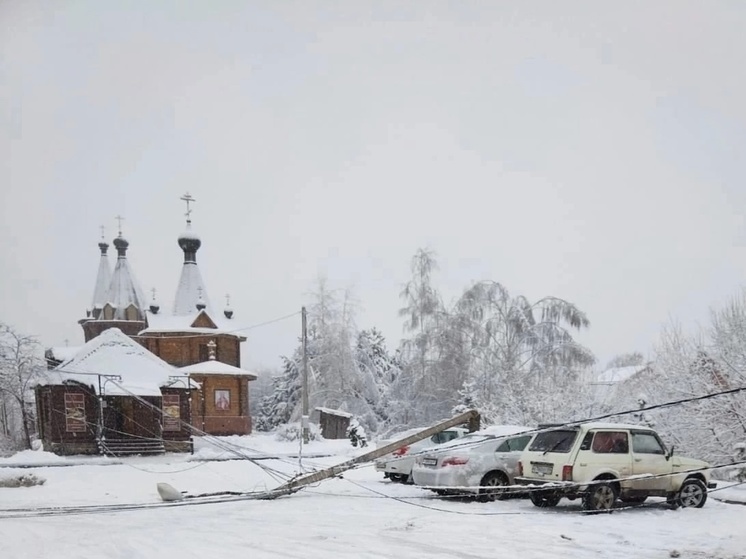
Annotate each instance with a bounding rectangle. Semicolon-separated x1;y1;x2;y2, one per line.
590;364;653;412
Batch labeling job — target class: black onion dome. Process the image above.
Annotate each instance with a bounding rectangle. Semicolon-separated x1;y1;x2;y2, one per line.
178;228;201;263
113;236;129;256
98;241;109;255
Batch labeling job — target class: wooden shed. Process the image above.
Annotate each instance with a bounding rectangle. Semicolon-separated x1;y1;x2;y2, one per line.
313;407;353;439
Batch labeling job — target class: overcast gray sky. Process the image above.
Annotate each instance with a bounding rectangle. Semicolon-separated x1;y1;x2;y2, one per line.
2;1;745;372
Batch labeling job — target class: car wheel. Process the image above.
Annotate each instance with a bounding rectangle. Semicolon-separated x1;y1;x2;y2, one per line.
677;478;707;508
477;472;508;502
582;482;618;512
529;491;561;508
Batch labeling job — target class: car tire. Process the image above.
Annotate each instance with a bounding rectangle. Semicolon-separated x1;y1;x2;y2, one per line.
477;472;508;502
390;473;407;483
677;478;707;508
529;491;561;508
582;482;618;512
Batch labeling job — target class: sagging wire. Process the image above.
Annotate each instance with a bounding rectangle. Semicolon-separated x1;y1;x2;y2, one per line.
377;383;746;469
131;310;301;341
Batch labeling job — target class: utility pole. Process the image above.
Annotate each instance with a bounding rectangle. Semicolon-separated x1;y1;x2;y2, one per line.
301;306;309;444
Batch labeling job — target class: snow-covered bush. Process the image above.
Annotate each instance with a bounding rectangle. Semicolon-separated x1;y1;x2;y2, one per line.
0;472;46;488
274;422;323;442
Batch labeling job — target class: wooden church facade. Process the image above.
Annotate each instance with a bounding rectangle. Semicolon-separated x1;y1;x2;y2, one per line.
38;198;258;456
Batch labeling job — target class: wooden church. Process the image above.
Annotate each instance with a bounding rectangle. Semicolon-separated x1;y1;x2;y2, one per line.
36;195;258;455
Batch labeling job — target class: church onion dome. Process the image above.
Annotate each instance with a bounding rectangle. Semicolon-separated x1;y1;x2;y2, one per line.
196;294;206;311
113;235;130;256
178;227;201;263
149;292;160;314
224;305;233;319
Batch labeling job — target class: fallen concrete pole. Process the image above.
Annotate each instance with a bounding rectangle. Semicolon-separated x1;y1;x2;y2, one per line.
274;409;480;494
156;409;479;502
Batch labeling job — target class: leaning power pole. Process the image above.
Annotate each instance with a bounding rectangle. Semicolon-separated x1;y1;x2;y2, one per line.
301;306;309;444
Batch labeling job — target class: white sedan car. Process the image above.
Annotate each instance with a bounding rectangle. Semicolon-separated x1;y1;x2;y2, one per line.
374;427;469;483
411;425;532;501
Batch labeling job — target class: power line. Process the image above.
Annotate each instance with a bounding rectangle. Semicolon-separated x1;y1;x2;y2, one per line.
132;310;301;340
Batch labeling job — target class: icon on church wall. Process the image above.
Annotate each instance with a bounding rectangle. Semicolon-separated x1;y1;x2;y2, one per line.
215;389;230;411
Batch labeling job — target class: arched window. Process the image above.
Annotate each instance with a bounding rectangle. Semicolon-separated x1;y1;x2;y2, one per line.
125;304;138;321
103;304;115;320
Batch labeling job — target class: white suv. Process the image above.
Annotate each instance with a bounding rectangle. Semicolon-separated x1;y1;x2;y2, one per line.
515;422;716;511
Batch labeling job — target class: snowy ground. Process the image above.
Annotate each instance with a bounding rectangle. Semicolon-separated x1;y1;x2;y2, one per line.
1;435;745;559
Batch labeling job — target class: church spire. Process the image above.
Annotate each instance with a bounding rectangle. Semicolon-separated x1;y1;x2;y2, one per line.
173;193;212;315
107;221;147;321
90;226;112;317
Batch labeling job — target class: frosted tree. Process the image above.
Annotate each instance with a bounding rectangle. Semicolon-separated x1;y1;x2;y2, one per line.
355;328;401;432
304;279;361;414
452;281;595;425
0;323;44;449
615;292;746;468
255;355;303;431
396;248;450;423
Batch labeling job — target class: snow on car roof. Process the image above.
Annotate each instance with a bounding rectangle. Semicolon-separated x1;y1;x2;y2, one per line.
577;421;656;431
480;425;533;437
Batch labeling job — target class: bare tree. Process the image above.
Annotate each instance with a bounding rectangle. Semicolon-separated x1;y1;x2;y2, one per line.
0;323;45;449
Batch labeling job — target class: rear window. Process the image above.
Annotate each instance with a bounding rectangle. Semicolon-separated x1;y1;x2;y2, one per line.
496;435;532;452
431;430;461;444
528;430;578;453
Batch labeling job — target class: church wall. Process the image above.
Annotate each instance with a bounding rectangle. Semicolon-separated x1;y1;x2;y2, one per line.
139;333;241;368
80;319;146;343
35;384;100;455
189;375;252;435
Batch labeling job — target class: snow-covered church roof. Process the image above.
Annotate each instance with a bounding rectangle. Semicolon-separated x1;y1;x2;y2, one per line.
173;223;212;316
140;308;246;340
41;328;179;396
140;215;244;339
106;236;148;321
180;359;257;379
91;241;112;310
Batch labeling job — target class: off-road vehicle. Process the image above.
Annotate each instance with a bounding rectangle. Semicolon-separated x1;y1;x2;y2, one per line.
515;422;715;511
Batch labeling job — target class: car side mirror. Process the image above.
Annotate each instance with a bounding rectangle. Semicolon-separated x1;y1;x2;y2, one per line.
666;445;675;461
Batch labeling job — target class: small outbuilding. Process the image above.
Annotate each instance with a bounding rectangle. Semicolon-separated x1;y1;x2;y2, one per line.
313;407;353;439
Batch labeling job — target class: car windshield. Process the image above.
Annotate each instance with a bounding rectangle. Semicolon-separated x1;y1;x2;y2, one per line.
528;429;578;453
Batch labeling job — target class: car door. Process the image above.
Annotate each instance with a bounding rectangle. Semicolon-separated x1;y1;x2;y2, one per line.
572;430;633;487
630;430;673;493
494;435;533;481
